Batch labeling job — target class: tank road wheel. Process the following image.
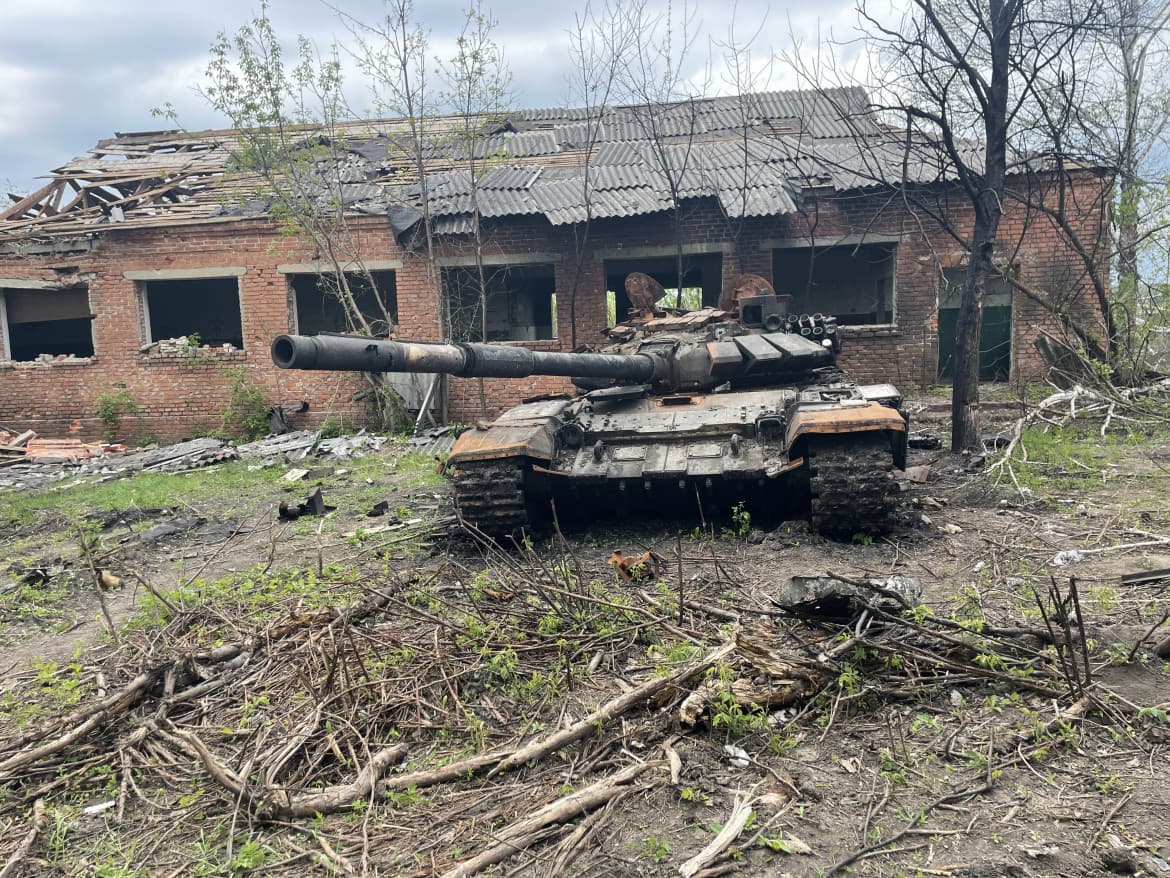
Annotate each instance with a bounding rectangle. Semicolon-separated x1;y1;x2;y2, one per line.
807;434;897;538
451;457;532;540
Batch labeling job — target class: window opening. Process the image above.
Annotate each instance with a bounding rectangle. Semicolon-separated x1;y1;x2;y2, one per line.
291;271;398;336
443;264;556;342
142;277;243;348
603;254;723;326
2;287;94;361
772;243;896;325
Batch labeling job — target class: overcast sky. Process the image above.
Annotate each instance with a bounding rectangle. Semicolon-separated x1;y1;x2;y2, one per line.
0;0;867;197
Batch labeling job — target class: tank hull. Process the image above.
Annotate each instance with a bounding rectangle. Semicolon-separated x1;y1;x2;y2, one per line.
449;372;907;537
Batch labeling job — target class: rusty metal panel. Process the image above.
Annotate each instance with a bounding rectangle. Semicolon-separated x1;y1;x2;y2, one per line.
450;420;557;463
707;341;743;378
785;401;906;445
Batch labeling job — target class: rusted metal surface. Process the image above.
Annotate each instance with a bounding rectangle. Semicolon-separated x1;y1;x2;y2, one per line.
276;289;908;538
785;401;907;444
449;420;557;464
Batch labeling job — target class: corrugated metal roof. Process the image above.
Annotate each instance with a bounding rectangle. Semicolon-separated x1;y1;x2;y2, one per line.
480;166;542;190
5;87;987;239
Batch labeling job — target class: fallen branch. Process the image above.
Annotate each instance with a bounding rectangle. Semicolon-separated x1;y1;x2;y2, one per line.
173;728;408;819
487;640;735;778
678;793;756;878
439;761;657;878
0;798;46;878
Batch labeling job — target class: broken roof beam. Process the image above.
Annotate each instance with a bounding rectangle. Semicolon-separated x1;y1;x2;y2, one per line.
0;182;62;221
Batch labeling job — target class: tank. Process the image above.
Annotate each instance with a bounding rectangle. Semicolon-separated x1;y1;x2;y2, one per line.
271;278;908;538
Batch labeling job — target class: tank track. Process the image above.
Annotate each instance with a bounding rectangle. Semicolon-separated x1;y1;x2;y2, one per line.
451;457;531;538
807;435;897;537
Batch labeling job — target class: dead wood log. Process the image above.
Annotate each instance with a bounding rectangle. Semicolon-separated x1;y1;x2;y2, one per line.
678;794;756;878
262;744;408;818
0;798;46;878
174;727;408;819
679;628;828;726
487;640;736;778
439;761;658;878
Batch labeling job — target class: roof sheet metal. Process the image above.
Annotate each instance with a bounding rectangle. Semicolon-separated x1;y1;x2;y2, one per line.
480;166;541;190
477;187;542;217
7;86;990;238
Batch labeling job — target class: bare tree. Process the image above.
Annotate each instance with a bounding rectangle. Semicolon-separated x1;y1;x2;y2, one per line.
610;0;707;308
201;2;392;339
341;0;446;341
564;1;639;345
785;0;1109;451
438;0;512;415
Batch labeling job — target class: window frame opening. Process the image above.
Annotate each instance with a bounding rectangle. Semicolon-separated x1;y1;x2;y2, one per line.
772;242;897;327
289;270;398;336
443;263;557;343
1;286;95;361
139;277;244;349
602;253;723;326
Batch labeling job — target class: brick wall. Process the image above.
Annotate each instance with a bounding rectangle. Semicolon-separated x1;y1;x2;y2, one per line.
0;171;1109;440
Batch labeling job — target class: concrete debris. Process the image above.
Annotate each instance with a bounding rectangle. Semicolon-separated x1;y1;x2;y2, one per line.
409;425;458;456
774;574;923;618
896;464;932;483
318;434;385;458
0;428;427;493
235;430;319;460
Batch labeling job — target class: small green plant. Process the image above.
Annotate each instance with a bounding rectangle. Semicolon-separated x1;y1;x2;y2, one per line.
229;839;270;875
95;385;140;441
217;367;271;441
722;501;752;540
639;835;672;863
679;786;712;806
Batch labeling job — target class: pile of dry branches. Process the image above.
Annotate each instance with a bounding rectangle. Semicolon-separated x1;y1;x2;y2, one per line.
0;533;1156;876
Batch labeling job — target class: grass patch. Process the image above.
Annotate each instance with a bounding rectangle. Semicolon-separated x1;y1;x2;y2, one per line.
0;461;289;529
1010;424;1166;494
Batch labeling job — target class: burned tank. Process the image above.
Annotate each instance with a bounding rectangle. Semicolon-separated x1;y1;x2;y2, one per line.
271;282;908;538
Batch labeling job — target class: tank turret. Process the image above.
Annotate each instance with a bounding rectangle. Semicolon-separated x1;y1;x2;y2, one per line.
272;298;841;395
271;283;907;539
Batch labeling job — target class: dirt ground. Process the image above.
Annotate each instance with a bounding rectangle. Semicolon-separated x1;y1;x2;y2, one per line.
1;396;1168;877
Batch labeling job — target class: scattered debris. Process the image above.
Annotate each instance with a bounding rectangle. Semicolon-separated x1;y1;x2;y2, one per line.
279;486;336;520
139;517;203;543
1120;567;1170;586
773;574;923;618
722;744;750;769
607;549;664;582
907;430;941;449
897;464;932;483
368;500;390;517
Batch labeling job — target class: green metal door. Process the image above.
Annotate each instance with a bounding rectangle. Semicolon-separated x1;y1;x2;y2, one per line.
937;305;1012;381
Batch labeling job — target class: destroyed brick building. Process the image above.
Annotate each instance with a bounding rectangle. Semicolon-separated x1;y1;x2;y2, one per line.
0;88;1109;440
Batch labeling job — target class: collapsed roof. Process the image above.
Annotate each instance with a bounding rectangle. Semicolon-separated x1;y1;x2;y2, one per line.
0;87;968;241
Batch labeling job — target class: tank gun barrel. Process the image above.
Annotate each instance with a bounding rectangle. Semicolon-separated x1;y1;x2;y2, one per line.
271;333;658;382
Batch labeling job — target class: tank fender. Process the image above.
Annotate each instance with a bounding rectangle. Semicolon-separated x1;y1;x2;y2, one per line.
449;399;570;465
786;401;908;466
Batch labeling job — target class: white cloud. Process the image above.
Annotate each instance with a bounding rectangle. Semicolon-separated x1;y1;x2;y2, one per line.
0;0;865;195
